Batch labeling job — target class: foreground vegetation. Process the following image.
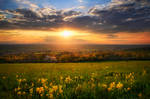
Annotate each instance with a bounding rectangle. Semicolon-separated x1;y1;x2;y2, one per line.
0;61;150;99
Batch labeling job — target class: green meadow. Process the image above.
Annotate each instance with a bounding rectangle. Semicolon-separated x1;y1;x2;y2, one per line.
0;61;150;99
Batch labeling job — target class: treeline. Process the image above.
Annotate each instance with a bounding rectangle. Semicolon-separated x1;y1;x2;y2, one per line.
0;49;150;63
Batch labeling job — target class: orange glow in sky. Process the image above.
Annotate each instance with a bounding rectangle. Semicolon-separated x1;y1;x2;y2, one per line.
0;29;150;44
60;30;73;37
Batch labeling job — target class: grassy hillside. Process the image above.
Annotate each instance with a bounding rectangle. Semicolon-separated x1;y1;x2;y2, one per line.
0;61;150;99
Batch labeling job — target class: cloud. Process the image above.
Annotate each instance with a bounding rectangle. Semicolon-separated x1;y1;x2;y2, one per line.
86;0;150;33
77;6;86;9
15;0;39;10
0;8;64;30
78;0;84;3
106;34;118;39
0;7;84;30
0;0;150;34
62;10;82;21
44;35;88;44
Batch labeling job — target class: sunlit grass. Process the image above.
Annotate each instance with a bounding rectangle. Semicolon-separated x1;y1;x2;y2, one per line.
0;61;150;99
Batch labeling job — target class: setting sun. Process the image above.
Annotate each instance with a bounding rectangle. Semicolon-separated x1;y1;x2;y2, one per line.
61;30;73;37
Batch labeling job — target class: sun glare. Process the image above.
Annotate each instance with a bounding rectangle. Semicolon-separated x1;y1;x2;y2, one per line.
61;30;73;37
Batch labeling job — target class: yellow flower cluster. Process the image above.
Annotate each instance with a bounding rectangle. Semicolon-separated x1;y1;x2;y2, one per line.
100;82;124;91
47;85;63;99
38;78;48;84
127;73;135;79
17;78;26;83
116;82;123;89
14;87;21;92
107;82;116;91
29;88;33;94
17;91;26;95
36;87;44;94
52;85;58;92
12;73;137;98
59;85;63;94
65;76;72;83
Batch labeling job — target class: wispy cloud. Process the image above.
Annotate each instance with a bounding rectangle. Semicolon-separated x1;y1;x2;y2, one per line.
78;0;84;3
15;0;39;9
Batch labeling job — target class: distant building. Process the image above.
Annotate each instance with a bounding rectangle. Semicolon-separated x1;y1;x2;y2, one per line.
44;55;57;62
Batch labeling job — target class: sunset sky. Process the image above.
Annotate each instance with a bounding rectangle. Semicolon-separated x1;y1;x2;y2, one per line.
0;0;150;44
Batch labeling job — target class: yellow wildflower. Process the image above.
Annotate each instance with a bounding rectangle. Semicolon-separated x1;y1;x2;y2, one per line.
127;87;131;91
16;75;19;78
49;94;53;99
49;82;53;86
102;84;107;88
107;87;112;91
80;76;83;79
91;73;97;78
74;76;78;79
17;91;21;95
116;82;123;89
36;87;44;94
18;87;21;90
29;88;33;94
22;91;26;95
46;94;49;96
44;85;48;90
59;89;63;94
91;78;94;82
38;78;41;82
17;79;22;83
59;85;63;94
36;88;40;93
49;88;54;94
15;87;21;92
76;84;82;91
22;78;26;82
52;85;58;92
109;82;115;88
60;76;63;80
91;83;95;89
138;93;142;97
14;88;17;92
41;78;47;84
2;76;6;79
65;76;72;83
31;83;34;87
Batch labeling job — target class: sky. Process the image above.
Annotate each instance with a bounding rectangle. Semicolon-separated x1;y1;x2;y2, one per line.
0;0;150;44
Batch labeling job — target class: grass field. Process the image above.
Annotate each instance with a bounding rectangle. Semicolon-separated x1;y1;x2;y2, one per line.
0;61;150;99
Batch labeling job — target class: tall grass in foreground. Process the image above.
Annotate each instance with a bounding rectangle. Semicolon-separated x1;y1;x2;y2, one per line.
0;61;150;99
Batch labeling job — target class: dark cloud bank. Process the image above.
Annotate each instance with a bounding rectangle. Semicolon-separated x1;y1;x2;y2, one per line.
0;0;150;34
